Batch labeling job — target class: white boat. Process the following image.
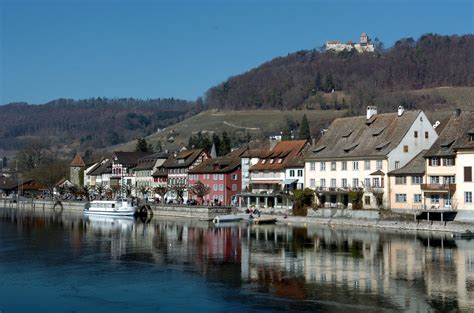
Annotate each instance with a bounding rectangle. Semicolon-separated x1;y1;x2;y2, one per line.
213;215;243;224
84;199;137;216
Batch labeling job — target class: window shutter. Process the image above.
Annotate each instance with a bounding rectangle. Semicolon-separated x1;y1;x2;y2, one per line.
429;158;432;166
465;167;472;182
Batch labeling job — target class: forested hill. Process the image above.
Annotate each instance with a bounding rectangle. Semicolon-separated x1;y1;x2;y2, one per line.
0;98;199;151
205;34;474;112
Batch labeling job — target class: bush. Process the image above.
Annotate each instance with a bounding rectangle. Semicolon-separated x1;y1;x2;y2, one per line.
292;188;314;216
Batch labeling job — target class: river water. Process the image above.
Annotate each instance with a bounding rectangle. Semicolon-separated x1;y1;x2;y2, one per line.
0;207;473;313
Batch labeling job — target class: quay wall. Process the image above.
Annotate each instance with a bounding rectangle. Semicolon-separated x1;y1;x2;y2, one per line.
150;205;232;219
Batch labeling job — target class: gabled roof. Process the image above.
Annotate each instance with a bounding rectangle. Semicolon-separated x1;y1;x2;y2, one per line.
87;159;112;176
152;167;168;178
388;150;427;176
70;153;85;167
250;140;308;171
425;111;474;157
306;110;421;160
134;152;170;171
189;156;241;174
284;156;305;168
162;149;207;169
112;151;152;168
241;149;271;159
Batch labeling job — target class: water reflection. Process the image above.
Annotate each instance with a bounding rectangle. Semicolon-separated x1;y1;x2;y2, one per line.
1;207;474;312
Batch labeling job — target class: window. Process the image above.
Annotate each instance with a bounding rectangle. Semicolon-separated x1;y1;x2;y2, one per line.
466;192;473;204
430;176;440;184
297;170;303;177
232;184;237;191
395;176;407;185
231;174;238;180
320;162;326;171
376;160;383;170
445;197;452;207
278;158;283;164
353;178;359;188
431;194;440;204
365;178;371;187
330;179;336;188
219;184;224;191
470;134;474;142
373;178;380;188
310;178;316;188
331;162;337;171
403;145;408;153
425;131;429;139
213;174;218;180
364;196;371;205
320;178;326;188
342;179;348;188
395;194;407;203
261;159;266;164
353;161;359;171
342;161;347;171
465;167;472;182
310;162;316;171
213;184;218;191
289;170;295;177
414;194;422;203
443;158;455;166
443;176;455;184
269;159;274;164
364;160;371;170
395;161;400;169
412;176;423;184
414;131;418;138
219;174;224;180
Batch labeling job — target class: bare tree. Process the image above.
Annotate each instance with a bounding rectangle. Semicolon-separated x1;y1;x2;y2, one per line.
189;180;210;205
153;185;169;207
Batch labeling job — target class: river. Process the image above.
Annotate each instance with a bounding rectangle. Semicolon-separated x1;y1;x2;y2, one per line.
0;207;473;312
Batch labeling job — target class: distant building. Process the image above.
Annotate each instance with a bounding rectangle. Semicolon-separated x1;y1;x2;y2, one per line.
70;153;85;186
325;32;375;53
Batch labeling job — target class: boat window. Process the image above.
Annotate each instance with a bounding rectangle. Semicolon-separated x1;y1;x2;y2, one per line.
111;204;115;208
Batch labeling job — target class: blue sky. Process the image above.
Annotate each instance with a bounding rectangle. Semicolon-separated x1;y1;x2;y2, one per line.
0;0;473;104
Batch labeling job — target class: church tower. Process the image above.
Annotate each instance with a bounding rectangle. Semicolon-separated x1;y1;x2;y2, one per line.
70;153;86;186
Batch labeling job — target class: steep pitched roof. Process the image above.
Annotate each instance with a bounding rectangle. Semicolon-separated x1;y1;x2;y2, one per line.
250;140;308;171
134;152;170;171
70;153;85;167
162;149;207;169
112;151;152;168
189;157;241;174
87;159;112;176
241;148;271;159
425;111;474;157
306;110;421;160
388;150;427;176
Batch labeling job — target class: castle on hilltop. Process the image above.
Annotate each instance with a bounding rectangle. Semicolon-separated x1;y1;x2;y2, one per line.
325;32;375;53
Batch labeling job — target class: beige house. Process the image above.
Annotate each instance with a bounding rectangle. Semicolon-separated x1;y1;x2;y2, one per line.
422;110;474;215
305;106;438;209
388;150;426;211
134;152;169;199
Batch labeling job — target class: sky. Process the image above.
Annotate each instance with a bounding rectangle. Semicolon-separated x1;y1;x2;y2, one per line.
0;0;473;105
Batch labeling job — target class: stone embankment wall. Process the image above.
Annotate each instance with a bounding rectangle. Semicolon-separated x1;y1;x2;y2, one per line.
308;208;380;220
150;205;232;219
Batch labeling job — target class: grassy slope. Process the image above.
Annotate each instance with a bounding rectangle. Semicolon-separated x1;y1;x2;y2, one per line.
106;87;474;153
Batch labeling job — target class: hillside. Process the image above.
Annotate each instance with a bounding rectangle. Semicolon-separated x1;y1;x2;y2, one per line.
0;98;198;155
205;34;474;112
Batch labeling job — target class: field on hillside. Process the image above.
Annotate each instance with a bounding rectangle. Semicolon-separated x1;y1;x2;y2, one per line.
113;109;347;152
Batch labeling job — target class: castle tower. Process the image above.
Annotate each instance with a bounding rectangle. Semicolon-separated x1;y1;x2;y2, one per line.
70;153;85;186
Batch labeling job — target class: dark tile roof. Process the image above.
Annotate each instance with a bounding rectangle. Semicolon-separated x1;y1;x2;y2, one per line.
70;153;85;167
425;111;474;157
241;149;271;158
152;167;168;178
250;140;308;171
305;110;422;160
87;159;112;176
112;151;152;168
388;150;427;176
162;149;207;169
134;152;170;171
189;157;241;174
284;155;305;168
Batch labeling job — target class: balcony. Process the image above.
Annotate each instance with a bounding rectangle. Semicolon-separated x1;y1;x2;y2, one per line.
421;183;456;194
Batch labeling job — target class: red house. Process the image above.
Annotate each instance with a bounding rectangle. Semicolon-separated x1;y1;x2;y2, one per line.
188;155;242;206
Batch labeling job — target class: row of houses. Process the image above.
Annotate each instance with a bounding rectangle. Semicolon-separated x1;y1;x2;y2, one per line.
78;106;473;213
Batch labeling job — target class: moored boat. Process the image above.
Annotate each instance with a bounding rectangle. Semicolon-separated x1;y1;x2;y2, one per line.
84;199;137;216
213;215;243;223
249;216;278;225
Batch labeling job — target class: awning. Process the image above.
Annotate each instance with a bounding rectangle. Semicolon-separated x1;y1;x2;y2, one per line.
283;179;299;185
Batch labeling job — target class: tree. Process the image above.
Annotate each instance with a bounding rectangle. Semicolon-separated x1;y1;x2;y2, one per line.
172;182;187;204
189;180;211;205
292;188;315;216
220;131;231;156
138;186;150;200
298;114;311;140
153;185;169;206
27;161;68;199
135;138;149;152
95;183;105;199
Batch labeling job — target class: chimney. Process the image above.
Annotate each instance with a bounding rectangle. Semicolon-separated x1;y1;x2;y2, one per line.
311;138;317;146
454;108;461;117
397;105;404;117
367;106;377;119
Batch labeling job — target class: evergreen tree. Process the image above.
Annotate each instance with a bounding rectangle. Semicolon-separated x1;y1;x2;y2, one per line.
298;114;311;140
220;131;231;156
135;138;149;152
212;133;221;156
